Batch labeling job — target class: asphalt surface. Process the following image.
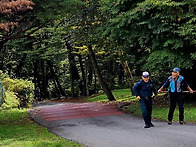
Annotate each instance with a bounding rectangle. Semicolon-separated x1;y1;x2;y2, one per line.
29;102;196;147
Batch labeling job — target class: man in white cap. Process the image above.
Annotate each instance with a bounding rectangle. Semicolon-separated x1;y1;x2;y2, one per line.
158;67;194;125
133;71;158;128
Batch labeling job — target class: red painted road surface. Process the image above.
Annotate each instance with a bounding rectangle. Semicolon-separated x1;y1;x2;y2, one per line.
38;103;125;121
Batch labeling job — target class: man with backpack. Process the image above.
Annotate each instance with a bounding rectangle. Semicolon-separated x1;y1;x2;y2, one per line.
133;71;158;128
158;67;194;125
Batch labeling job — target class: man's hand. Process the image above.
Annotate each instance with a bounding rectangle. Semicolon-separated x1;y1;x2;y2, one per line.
189;89;194;94
158;87;164;93
188;86;194;94
158;89;162;93
137;96;141;100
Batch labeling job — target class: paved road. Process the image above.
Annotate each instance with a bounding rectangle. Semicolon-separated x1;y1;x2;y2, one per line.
29;102;196;147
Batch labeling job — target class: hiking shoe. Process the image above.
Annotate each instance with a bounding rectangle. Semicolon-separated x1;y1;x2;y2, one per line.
150;123;154;127
144;124;150;128
168;121;172;125
180;121;185;125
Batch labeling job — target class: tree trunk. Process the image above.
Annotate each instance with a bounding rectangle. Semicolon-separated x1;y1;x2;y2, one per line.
119;50;134;94
41;60;47;99
88;56;93;87
84;58;90;96
78;54;87;96
47;60;65;97
0;39;7;53
0;39;9;70
87;45;115;101
51;73;61;98
121;61;134;94
0;42;3;53
0;47;6;71
0;40;8;71
15;53;27;77
117;64;124;85
33;60;42;101
67;43;76;98
94;69;97;93
107;60;115;89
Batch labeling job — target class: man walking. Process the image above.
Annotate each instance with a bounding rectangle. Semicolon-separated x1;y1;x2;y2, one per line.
158;68;194;125
133;72;158;128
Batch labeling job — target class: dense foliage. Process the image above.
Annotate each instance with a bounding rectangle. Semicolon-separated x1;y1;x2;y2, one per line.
0;0;195;102
0;71;34;109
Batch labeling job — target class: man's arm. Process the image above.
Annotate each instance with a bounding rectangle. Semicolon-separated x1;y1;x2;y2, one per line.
133;82;141;100
158;86;164;93
153;86;158;96
158;79;170;93
151;80;158;96
182;79;194;93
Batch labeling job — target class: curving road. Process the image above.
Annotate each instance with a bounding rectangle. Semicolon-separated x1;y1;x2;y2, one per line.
29;102;196;147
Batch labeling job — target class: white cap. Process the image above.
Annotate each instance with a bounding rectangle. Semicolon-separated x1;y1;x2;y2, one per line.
142;71;149;77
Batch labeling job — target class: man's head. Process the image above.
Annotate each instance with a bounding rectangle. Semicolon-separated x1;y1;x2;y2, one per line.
172;67;180;79
142;71;150;82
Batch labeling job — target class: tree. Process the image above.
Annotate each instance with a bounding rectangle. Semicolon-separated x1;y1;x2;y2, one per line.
68;0;116;100
0;0;34;31
0;0;36;73
98;0;196;87
2;0;195;101
88;45;115;101
0;0;85;98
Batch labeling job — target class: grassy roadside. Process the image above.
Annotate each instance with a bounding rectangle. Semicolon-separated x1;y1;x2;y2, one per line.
87;89;196;123
87;89;136;102
0;109;83;147
128;102;196;123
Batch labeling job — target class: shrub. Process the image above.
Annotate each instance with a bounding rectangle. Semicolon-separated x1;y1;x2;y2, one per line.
1;77;34;108
1;90;19;109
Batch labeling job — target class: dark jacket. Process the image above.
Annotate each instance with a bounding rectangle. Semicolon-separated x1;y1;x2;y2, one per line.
133;79;157;97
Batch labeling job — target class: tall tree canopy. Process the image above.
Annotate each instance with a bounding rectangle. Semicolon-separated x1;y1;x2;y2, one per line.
0;0;195;102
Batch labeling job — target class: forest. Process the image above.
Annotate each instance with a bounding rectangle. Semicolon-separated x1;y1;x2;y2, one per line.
0;0;195;106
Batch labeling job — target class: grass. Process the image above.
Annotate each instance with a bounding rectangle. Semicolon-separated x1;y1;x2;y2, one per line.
87;89;196;123
87;89;136;102
128;102;196;123
0;109;83;147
